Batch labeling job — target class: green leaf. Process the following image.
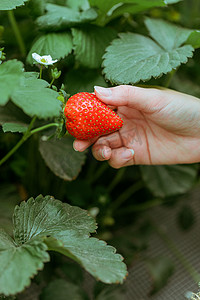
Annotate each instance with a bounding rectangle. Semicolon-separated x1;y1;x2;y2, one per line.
0;185;20;236
0;48;5;64
14;195;126;284
103;18;194;84
36;4;97;31
1;195;127;290
65;68;107;95
0;229;49;296
40;279;84;300
140;164;198;198
47;0;67;4
103;33;193;84
27;33;73;64
0;0;28;10
0;60;24;106
2;122;28;133
46;233;127;284
0;27;4;43
186;30;200;49
66;0;90;10
72;26;117;69
0;101;30;125
95;286;126;300
39;136;87;181
89;0;166;25
105;2;165;25
165;0;181;3
60;261;84;284
146;256;174;295
11;74;61;119
13;195;96;245
178;205;195;231
27;0;46;17
144;18;192;50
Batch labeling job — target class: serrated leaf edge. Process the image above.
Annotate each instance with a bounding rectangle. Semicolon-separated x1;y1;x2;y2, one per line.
102;34;194;85
0;237;50;296
0;0;28;11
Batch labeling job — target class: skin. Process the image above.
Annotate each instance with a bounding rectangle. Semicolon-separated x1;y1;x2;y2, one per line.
73;85;200;169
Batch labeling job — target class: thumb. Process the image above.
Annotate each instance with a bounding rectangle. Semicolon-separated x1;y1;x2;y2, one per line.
94;85;164;112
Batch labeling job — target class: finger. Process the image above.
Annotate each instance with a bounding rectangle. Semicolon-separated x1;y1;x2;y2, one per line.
92;146;112;161
73;137;98;152
73;128;122;152
108;147;135;169
94;85;164;113
94;132;123;149
91;133;121;161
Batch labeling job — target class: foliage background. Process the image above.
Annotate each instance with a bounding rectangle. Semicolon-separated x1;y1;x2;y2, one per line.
1;0;200;299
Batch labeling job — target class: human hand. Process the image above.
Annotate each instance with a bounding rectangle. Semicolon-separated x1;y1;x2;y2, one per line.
73;85;200;168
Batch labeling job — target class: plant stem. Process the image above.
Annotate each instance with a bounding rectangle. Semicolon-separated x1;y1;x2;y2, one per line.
111;180;144;211
0;115;37;166
39;66;43;79
30;123;59;135
151;219;200;283
117;198;163;215
107;168;126;193
0;134;28;166
49;78;55;88
164;69;176;88
28;115;37;131
89;162;108;184
0;121;59;166
7;10;26;57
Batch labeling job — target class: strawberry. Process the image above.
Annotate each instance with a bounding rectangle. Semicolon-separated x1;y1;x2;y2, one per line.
64;92;123;140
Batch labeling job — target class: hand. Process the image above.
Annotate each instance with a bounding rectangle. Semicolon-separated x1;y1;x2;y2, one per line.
73;85;200;168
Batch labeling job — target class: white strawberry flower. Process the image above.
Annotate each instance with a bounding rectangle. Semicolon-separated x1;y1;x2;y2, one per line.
32;53;58;66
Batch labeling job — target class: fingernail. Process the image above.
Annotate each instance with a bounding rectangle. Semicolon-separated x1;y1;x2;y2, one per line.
73;143;79;152
122;149;134;160
94;86;112;97
102;148;111;159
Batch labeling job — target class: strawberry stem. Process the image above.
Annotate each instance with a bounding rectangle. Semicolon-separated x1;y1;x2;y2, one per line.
30;123;59;135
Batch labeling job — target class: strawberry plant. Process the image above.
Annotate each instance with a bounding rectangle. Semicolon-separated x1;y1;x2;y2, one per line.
1;0;200;298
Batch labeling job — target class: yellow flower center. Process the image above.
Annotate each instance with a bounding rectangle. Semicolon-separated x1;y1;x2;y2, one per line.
41;58;47;63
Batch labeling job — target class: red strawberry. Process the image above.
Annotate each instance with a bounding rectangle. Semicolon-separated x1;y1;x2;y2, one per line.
64;92;123;140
